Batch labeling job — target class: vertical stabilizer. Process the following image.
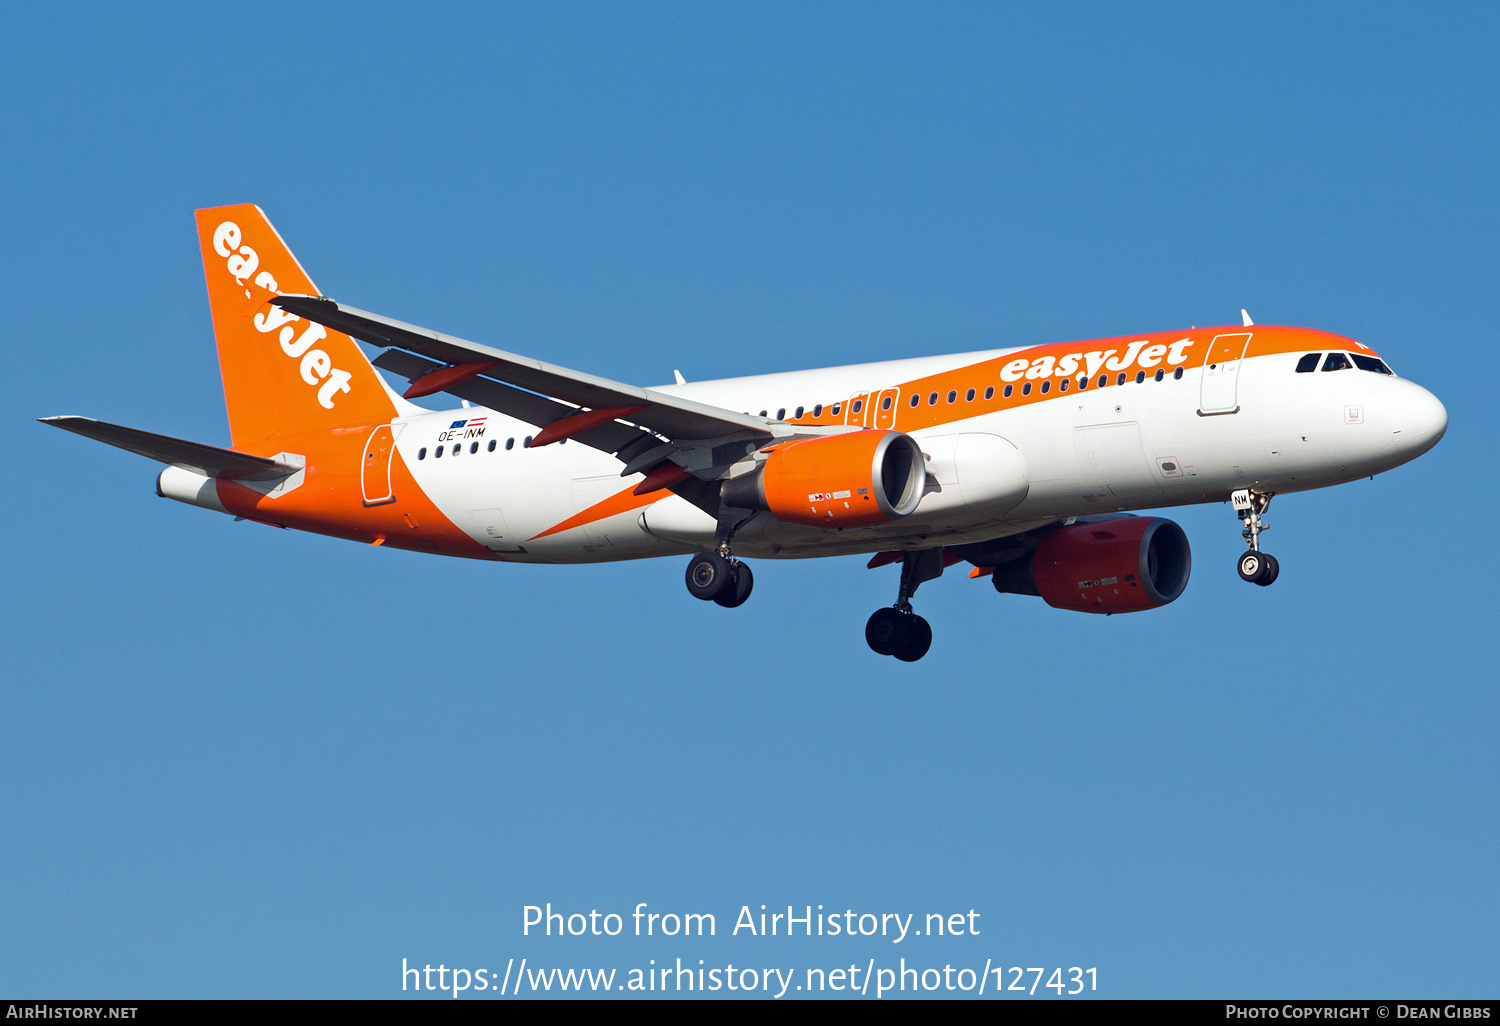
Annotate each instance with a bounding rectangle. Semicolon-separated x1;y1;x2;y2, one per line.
194;205;397;451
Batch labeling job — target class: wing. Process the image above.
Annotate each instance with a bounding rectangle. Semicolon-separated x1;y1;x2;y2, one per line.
40;416;297;479
271;295;842;479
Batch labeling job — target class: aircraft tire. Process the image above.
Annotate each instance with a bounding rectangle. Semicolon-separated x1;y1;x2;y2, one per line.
686;552;734;601
714;561;754;608
1237;550;1268;583
1255;553;1280;587
865;608;911;656
893;615;932;662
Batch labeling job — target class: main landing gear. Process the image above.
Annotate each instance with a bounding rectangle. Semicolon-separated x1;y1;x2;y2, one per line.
685;551;754;608
866;548;943;662
684;501;757;608
1232;488;1279;587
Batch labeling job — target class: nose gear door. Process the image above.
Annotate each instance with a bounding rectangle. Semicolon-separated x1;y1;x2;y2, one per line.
1199;332;1253;415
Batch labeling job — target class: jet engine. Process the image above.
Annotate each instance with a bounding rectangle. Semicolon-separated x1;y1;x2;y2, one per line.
992;516;1191;613
720;429;927;529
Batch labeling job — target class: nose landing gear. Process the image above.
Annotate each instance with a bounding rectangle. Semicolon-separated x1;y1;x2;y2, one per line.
865;547;943;661
1232;488;1279;586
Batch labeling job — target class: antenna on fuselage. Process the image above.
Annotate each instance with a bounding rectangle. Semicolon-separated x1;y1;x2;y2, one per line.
1241;309;1254;326
673;369;687;385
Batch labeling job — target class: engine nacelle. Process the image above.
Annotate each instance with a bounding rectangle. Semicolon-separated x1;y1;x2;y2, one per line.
994;516;1191;613
721;429;926;528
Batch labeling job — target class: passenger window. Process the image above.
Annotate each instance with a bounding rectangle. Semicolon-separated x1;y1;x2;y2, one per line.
794;406;804;419
1173;367;1183;380
1099;375;1109;388
1077;376;1088;390
451;444;460;456
506;438;515;450
852;400;862;414
434;446;443;458
418;447;427;460
946;390;957;404
909;394;919;407
523;435;533;447
813;404;823;417
1003;384;1013;398
1351;354;1394;375
471;442;479;454
881;396;892;411
983;386;994;400
1059;378;1069;393
1040;380;1050;394
759;410;767;417
965;388;975;401
1296;353;1321;373
928;392;938;406
1154;369;1164;381
1322;352;1352;372
1135;371;1146;384
1021;382;1032;396
1117;373;1127;386
488;440;496;452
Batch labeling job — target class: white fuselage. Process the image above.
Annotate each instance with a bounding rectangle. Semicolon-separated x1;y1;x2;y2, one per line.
393;341;1446;563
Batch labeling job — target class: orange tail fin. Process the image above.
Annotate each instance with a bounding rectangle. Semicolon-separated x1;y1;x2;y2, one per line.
194;205;398;451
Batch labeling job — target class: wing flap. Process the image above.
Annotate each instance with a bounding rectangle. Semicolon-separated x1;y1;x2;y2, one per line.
371;350;650;454
40;416;296;479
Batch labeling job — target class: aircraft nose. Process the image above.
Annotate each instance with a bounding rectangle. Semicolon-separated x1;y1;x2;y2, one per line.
1390;380;1448;456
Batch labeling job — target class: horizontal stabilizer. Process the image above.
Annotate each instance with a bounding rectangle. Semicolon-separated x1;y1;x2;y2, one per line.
39;416;297;479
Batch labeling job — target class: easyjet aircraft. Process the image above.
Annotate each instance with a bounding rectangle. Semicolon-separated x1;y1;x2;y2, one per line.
44;205;1448;661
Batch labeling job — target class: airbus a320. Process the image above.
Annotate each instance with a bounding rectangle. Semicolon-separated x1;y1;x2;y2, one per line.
44;205;1448;661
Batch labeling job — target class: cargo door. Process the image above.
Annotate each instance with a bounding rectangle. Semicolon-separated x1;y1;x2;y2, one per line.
361;424;397;506
470;508;525;553
1199;332;1253;415
1073;422;1163;507
874;388;900;429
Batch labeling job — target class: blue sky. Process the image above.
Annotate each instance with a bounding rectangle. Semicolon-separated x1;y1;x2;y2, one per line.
2;2;1495;999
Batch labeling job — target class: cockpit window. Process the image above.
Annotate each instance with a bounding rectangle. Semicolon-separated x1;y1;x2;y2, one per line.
1350;354;1394;375
1295;353;1321;373
1322;352;1352;372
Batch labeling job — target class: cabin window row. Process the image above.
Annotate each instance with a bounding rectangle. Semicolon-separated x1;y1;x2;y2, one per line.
417;435;533;460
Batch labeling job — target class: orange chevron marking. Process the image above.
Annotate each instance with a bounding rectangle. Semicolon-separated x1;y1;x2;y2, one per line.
529;481;666;541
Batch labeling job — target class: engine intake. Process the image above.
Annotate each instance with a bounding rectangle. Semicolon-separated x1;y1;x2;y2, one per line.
993;516;1191;613
721;429;926;528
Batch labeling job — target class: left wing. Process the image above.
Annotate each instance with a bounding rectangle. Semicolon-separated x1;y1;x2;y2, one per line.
272;296;852;494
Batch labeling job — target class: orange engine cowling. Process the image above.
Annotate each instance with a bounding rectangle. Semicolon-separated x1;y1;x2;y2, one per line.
720;429;927;528
1023;517;1191;613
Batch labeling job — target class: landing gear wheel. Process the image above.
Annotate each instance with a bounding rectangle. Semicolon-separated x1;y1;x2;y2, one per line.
686;552;734;601
1254;552;1279;587
714;561;754;608
1238;550;1272;584
893;615;932;662
865;607;913;656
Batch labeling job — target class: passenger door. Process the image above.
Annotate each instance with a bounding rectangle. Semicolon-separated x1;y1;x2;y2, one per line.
360;424;398;506
1199;333;1253;415
874;388;900;430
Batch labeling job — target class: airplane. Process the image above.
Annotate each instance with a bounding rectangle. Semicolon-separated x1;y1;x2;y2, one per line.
42;204;1448;661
